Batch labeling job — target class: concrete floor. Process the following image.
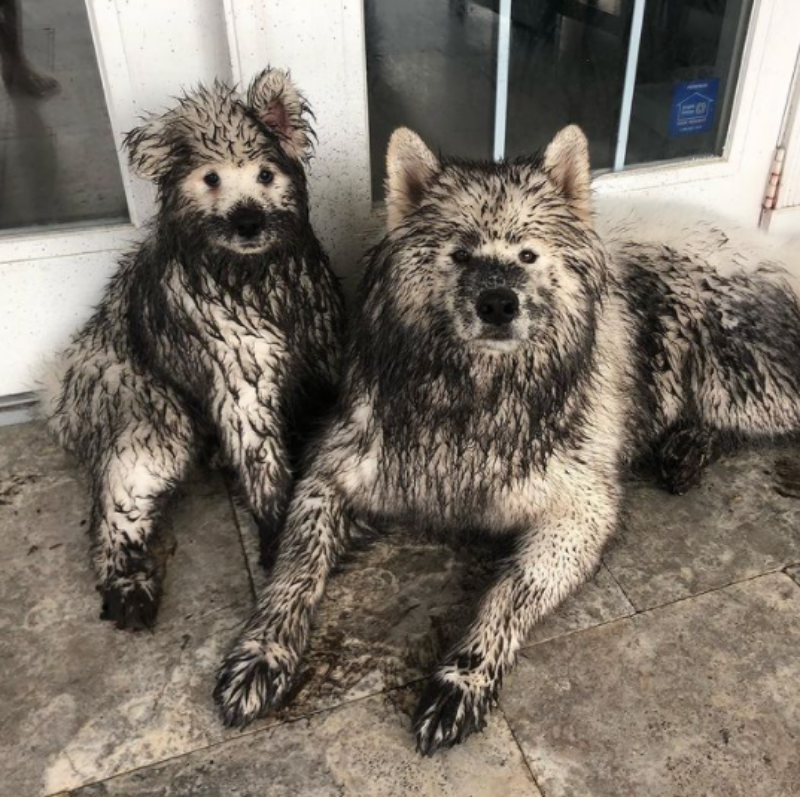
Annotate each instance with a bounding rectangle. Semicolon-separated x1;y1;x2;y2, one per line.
1;421;800;796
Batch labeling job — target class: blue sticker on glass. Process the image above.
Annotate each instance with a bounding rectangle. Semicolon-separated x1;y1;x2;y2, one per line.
669;78;719;137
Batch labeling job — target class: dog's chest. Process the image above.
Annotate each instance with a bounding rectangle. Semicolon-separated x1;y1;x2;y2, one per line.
170;275;290;388
339;400;551;530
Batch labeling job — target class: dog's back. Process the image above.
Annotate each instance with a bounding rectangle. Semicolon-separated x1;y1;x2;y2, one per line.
584;199;800;496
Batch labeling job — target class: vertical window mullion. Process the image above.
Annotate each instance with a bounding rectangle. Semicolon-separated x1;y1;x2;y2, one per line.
493;0;513;161
614;0;648;171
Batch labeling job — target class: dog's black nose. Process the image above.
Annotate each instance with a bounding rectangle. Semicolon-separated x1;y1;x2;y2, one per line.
230;207;265;238
476;288;519;326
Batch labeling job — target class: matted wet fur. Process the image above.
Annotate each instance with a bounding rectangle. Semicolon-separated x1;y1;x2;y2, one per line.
40;69;344;630
214;125;800;752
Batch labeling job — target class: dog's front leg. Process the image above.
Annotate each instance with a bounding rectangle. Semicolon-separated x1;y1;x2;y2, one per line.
414;481;619;755
215;387;292;570
214;469;354;726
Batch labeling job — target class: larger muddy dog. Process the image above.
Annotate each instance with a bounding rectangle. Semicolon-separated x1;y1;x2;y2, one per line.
215;124;800;754
41;69;344;630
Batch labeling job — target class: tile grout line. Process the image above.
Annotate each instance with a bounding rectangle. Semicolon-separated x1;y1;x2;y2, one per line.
519;565;796;655
498;703;547;796
221;472;258;602
58;681;431;796
600;558;637;613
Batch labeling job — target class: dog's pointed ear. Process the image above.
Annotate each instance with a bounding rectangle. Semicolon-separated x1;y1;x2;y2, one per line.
543;125;592;221
248;68;313;162
123;114;174;181
385;128;440;232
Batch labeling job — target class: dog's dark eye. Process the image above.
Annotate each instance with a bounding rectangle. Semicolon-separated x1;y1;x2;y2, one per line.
519;249;538;264
258;168;274;185
204;172;220;187
451;249;471;264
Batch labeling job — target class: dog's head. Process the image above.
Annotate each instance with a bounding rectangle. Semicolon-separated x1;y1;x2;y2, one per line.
124;69;313;254
365;126;608;361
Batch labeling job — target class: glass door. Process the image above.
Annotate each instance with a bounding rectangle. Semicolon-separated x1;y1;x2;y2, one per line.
0;0;128;231
364;0;768;193
0;0;231;401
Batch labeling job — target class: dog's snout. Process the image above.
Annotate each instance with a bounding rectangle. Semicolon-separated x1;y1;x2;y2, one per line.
476;288;519;326
230;207;265;238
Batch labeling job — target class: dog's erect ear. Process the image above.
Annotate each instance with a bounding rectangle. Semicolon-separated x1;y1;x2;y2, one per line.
124;115;174;181
247;68;313;162
543;125;592;222
385;128;440;232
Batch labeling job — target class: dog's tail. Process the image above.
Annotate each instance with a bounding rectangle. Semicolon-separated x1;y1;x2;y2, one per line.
595;195;800;296
31;350;71;445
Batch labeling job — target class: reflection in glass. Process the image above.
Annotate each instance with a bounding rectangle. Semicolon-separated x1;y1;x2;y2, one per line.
366;0;498;199
625;0;752;167
365;0;754;198
0;0;128;231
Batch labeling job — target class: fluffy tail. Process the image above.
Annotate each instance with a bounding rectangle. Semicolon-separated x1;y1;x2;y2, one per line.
31;351;72;449
596;196;800;293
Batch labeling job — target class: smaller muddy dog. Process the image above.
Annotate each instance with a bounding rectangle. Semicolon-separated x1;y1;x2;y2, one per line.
215;125;800;754
41;69;344;630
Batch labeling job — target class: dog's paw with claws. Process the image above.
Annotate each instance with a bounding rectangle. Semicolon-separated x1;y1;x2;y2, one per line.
214;638;297;727
413;675;493;756
99;576;160;631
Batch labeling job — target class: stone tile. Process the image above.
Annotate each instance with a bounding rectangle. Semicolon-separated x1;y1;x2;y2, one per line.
786;564;800;586
526;564;634;647
606;449;800;610
0;609;244;796
0;423;257;794
235;507;635;652
0;423;253;635
235;526;635;722
0;418;73;478
502;573;800;797
70;688;541;797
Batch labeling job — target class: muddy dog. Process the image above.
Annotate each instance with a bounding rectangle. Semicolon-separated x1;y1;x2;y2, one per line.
41;69;344;630
214;124;800;753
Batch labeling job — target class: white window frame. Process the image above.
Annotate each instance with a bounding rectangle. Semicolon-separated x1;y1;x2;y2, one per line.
0;1;155;268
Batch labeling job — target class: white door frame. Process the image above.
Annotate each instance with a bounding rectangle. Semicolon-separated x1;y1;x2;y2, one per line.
224;0;373;284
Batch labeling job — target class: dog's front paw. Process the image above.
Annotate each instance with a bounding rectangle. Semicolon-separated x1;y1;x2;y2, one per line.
99;576;160;631
413;675;493;756
214;638;297;727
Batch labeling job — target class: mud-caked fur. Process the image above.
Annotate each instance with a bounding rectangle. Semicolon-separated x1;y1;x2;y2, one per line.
41;69;344;630
214;125;800;752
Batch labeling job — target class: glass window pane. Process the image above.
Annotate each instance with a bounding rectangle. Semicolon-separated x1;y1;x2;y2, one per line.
365;0;499;200
365;0;754;196
0;0;129;232
504;0;631;168
625;0;752;167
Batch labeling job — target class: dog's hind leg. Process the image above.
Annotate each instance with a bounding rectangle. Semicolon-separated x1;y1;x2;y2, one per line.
414;474;619;755
91;403;195;630
214;468;354;726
